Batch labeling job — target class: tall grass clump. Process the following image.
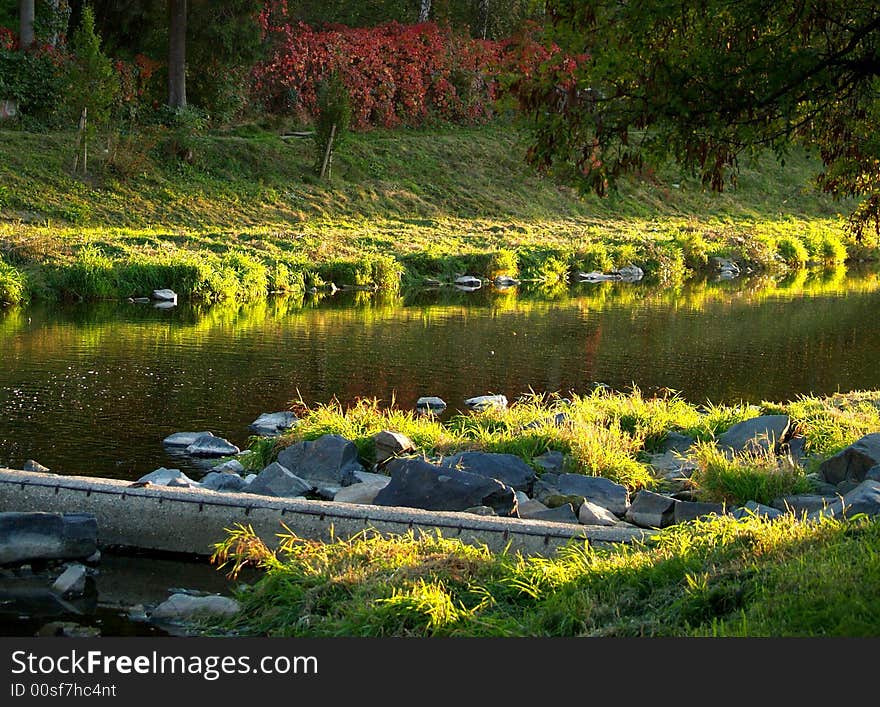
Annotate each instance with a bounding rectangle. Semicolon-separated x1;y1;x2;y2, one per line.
487;249;518;280
0;258;27;305
690;441;811;506
573;242;613;273
222;251;269;301
784;392;880;463
54;245;116;300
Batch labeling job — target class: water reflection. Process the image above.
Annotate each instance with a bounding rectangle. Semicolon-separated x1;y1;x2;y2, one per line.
0;265;878;480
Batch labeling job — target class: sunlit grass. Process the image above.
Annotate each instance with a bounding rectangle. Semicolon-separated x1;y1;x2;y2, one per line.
205;513;880;637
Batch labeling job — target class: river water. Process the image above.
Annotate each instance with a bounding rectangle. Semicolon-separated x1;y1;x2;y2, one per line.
1;266;879;481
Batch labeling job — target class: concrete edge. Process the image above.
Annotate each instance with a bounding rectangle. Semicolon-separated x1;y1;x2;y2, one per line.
0;469;654;557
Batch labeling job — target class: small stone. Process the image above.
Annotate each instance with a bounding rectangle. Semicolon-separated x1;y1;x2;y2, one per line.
374;430;416;465
136;468;196;486
185;434;240;457
200;471;248;492
23;459;50;473
464;394;508;411
150;594;240;622
577;500;619;526
416;396;446;412
211;459;246;475
51;563;87;597
462;505;497;516
163;431;214;447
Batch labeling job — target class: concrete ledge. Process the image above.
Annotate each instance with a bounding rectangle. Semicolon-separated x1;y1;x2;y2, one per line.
0;469;652;557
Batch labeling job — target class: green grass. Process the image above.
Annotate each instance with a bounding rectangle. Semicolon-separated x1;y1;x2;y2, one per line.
0;122;874;305
256;388;880;498
204;513;880;637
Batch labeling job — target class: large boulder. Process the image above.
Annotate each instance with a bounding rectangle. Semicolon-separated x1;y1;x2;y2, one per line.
818;433;880;485
440;451;537;493
373;457;518;517
554;474;630;518
0;513;97;565
716;415;791;456
276;434;364;486
245;462;313;498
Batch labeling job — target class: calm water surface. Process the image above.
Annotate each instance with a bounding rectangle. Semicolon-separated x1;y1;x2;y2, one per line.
1;266;879;480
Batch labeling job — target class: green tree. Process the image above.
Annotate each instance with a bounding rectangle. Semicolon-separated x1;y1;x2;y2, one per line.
514;1;880;239
67;4;117;171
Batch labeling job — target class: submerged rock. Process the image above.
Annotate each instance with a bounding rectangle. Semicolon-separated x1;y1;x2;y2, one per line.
150;593;240;622
0;512;98;565
22;459;50;473
163;431;215;448
464;394;508;411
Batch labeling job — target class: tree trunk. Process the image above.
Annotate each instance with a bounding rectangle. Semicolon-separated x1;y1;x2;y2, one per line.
418;0;431;23
19;0;35;50
167;0;187;108
479;0;489;39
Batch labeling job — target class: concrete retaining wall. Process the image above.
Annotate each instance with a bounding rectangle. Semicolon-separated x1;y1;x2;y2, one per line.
0;469;650;557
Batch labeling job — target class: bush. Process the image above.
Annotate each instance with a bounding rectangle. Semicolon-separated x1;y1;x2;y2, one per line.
775;235;809;267
573;242;612;273
0;258;26;305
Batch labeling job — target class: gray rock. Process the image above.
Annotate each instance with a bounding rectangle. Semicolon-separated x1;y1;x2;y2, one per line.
334;478;390;504
555;474;630;517
716;415;791;456
185;434;240;457
150;594;240;622
248;411;299;437
730;500;784;520
313;486;342;500
245;462;312;498
151;289;178;303
662;432;695;454
211;459;246;475
163;431;215;447
808;480;880;520
531;478;561;505
136;468;196;486
819;433;880;485
374;430;416;465
615;264;644;281
522;413;569;431
200;472;249;492
167;477;200;488
464;394;508;411
373;457;518;517
770;494;841;515
37;622;100;638
517;499;551;518
51;563;87;597
544;494;586;510
514;490;531;505
625;490;677;528
805;472;838;495
0;512;97;565
463;505;497;516
526;504;579;524
276;434;364;486
836;480;862;495
674;501;726;524
440;451;536;493
493;275;520;288
415;396;447;412
577;500;619;527
533;450;566;474
348;470;392;486
648;450;697;480
868;465;880;482
783;436;808;466
23;459;50;473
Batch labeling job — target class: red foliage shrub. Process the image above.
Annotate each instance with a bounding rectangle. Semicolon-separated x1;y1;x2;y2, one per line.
252;13;519;129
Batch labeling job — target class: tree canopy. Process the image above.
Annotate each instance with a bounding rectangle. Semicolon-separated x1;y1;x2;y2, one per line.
514;1;880;239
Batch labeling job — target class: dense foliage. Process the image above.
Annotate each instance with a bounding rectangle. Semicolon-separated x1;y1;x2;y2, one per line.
513;0;880;239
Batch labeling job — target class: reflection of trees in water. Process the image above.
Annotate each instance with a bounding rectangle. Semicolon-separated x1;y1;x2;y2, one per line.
0;266;878;478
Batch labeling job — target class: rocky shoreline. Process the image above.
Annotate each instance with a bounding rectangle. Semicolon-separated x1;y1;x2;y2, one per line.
4;393;880;637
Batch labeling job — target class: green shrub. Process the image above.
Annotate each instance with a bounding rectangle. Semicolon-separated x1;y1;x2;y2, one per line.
805;232;848;265
222;251;269;301
676;230;710;271
573;242;613;273
775;234;809;267
487;249;518;279
56;245;116;300
0;258;27;305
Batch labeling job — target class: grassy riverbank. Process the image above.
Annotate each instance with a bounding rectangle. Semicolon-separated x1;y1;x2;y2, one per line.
203;389;880;637
0;122;873;305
